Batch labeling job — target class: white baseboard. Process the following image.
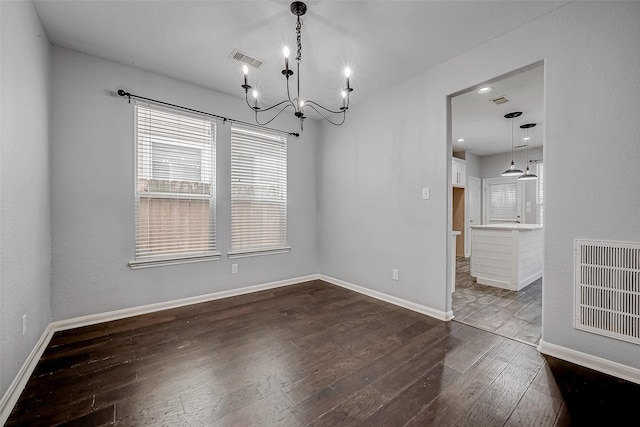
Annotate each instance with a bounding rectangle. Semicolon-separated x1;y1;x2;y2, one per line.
0;325;55;426
319;274;453;321
0;274;318;424
51;274;319;332
537;340;640;385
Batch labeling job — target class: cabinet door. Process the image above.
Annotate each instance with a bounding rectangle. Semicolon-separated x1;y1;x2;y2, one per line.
458;162;465;186
452;160;458;186
452;159;466;187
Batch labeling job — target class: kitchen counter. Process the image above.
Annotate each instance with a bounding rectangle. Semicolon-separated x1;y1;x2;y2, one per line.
470;223;543;231
470;224;543;291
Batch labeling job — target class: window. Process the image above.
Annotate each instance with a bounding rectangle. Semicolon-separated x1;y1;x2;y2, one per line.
485;178;518;223
537;162;544;224
130;103;218;268
229;125;288;257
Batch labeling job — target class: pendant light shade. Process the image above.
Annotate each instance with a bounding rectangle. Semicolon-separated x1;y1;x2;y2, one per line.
502;161;524;177
518;123;538;181
501;112;523;177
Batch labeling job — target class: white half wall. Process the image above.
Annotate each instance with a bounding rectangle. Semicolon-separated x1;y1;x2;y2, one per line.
50;47;319;321
318;1;640;370
0;1;52;396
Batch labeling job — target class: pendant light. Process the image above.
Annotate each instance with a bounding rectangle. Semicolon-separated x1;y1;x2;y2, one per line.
518;123;538;180
501;111;524;176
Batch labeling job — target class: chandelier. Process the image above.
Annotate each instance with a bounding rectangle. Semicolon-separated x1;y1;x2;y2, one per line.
240;1;353;133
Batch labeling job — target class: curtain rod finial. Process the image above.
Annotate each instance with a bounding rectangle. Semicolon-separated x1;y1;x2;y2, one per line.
117;89;131;103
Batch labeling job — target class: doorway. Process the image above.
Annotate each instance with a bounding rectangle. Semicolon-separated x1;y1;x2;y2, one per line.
448;63;544;346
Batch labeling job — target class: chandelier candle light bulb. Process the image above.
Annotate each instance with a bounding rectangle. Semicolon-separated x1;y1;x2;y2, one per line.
242;65;249;86
283;46;290;71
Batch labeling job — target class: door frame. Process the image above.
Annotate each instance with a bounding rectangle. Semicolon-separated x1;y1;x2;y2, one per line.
466;176;481;257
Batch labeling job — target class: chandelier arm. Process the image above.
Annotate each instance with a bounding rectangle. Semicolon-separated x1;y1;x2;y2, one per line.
305;104;346;126
244;92;255;110
286;75;294;104
255;99;295;113
306;100;348;115
254;103;295;126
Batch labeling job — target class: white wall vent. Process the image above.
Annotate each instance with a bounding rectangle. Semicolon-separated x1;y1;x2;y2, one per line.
229;49;264;69
491;96;509;105
574;239;640;345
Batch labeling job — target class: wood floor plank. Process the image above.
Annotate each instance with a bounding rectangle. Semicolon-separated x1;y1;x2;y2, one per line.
306;384;385;426
456;346;544;426
366;363;460;426
505;387;563;426
6;279;639;426
404;338;523;427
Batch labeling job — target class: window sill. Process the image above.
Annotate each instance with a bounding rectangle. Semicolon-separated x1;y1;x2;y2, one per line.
129;253;221;269
227;247;291;259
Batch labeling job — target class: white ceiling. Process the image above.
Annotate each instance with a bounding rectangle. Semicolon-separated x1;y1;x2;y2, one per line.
452;64;544;157
33;0;563;125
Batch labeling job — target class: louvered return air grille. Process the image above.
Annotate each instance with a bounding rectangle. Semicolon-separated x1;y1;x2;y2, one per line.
229;49;264;69
574;239;640;344
491;96;509;105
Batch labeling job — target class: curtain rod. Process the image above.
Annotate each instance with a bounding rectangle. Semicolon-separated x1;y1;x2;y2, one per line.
116;89;300;138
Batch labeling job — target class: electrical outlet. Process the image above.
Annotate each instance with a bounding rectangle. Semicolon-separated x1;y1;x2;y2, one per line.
232;264;238;274
22;314;27;336
392;269;399;281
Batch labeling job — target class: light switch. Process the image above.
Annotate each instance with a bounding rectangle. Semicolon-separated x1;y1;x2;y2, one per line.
422;187;430;200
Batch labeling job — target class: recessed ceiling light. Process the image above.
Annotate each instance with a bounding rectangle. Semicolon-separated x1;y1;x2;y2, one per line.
523;137;531;141
457;138;465;142
477;86;492;94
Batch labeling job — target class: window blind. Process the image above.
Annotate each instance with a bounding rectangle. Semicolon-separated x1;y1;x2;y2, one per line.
488;181;518;222
230;125;287;255
133;102;217;264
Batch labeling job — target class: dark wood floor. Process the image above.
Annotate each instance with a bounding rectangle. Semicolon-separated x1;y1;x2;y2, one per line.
453;257;542;345
7;280;640;426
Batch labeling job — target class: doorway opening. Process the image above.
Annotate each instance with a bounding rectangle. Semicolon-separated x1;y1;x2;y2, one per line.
448;63;544;346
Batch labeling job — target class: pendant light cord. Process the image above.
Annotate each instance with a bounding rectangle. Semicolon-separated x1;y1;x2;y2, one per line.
511;117;515;162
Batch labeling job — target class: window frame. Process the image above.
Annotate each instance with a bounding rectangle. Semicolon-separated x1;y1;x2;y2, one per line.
482;176;521;224
228;125;289;259
129;102;220;269
537;162;544;225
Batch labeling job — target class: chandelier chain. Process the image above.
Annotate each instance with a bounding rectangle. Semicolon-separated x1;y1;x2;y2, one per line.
296;16;302;63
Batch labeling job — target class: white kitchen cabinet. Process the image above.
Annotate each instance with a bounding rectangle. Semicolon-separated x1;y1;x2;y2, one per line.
452;157;466;187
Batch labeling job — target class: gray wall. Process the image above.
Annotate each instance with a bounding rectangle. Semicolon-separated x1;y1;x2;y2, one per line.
0;1;52;395
464;152;481;182
318;1;640;369
50;47;319;320
479;147;543;179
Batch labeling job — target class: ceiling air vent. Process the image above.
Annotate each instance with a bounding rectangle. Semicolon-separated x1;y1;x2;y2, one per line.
229;49;264;69
491;96;509;105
